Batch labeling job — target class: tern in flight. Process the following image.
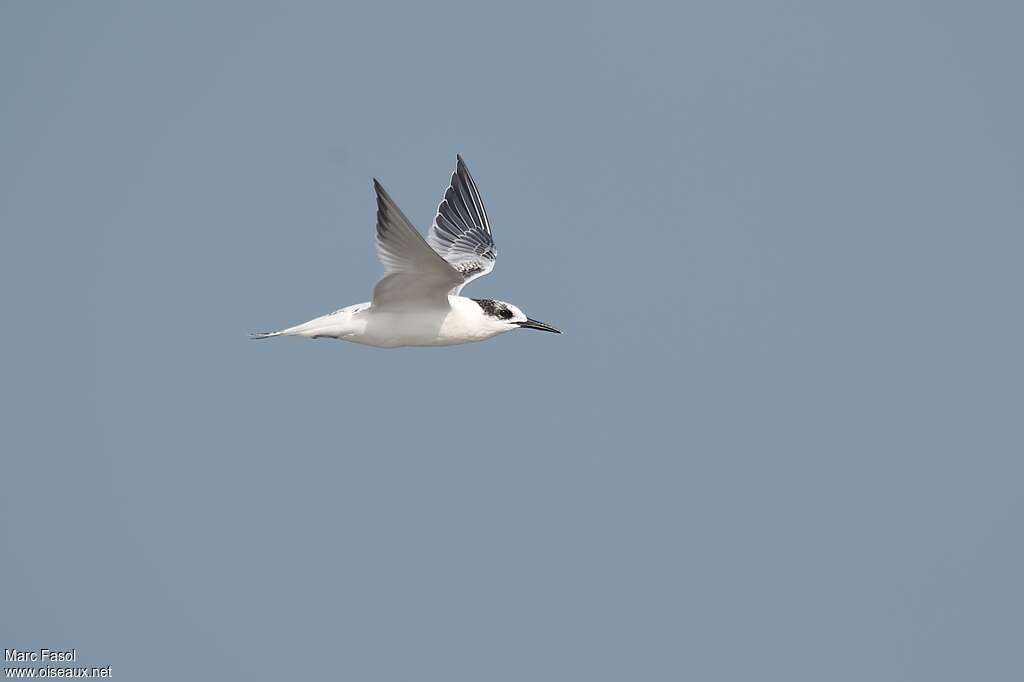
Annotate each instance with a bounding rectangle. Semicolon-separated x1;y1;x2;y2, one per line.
251;156;560;347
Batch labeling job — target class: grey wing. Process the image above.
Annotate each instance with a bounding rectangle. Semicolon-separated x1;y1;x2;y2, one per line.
372;179;464;310
427;155;496;294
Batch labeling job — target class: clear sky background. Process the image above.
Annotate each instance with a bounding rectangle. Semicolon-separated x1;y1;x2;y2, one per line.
2;2;1022;680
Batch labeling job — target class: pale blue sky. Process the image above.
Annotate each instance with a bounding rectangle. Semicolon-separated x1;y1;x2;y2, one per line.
2;2;1022;680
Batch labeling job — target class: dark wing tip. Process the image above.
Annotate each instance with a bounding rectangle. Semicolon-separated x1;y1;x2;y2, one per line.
456;156;478;187
373;179;392;211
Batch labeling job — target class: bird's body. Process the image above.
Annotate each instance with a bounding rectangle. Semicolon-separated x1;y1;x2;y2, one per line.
252;156;560;348
254;296;527;348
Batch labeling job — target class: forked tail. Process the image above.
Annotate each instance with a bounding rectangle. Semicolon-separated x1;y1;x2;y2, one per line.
249;330;284;340
249;314;342;340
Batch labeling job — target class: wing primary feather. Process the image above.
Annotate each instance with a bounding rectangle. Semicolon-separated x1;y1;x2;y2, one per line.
426;156;497;293
457;155;491;233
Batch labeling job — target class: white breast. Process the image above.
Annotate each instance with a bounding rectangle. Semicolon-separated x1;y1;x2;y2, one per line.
346;296;507;348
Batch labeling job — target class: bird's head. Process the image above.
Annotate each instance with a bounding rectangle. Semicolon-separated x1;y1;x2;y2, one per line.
471;298;561;335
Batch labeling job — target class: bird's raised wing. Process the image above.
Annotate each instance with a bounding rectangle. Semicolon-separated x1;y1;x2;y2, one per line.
427;155;496;294
372;179;464;310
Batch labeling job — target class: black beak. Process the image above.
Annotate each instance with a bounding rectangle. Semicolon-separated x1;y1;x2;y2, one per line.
516;318;561;334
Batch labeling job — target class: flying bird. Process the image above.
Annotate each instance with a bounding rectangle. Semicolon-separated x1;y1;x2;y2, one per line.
251;156;560;347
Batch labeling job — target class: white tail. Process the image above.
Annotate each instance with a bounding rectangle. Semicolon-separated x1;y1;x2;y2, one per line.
249;330;285;340
249;313;347;340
